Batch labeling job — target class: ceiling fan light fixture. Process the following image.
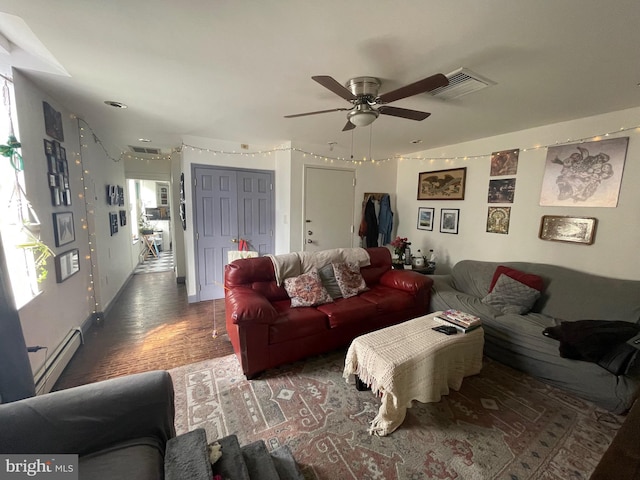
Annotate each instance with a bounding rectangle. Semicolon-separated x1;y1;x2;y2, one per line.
347;104;379;127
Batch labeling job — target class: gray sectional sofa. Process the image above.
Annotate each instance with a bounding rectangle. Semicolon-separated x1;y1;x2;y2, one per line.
430;260;640;413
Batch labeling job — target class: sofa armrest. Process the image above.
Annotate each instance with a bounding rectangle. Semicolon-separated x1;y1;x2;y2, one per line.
379;269;433;295
226;287;279;325
0;370;175;456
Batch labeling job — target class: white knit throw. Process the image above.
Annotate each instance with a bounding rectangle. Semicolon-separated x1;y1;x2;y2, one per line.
343;313;484;436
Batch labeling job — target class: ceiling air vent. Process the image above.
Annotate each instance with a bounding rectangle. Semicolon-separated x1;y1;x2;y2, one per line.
430;68;495;100
129;145;162;155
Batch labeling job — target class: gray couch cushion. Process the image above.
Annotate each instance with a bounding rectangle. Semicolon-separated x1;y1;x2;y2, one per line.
482;274;541;314
80;437;164;480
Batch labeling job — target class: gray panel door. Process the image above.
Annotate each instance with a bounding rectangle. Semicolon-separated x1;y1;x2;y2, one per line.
193;166;274;300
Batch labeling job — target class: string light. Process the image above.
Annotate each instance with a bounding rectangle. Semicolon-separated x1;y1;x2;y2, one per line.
178;124;639;165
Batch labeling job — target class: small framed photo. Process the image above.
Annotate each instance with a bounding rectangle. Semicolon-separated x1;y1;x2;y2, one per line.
490;149;519;176
487;207;511;234
51;187;61;207
488;178;516;203
48;173;57;187
55;248;80;283
440;208;460;234
417;207;435;231
43;138;54;156
539;216;597;245
48;155;58;174
53;211;75;247
418;167;467;200
119;209;127;226
109;212;119;235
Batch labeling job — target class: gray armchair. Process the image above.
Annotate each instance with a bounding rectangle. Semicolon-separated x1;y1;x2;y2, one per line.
0;370;176;480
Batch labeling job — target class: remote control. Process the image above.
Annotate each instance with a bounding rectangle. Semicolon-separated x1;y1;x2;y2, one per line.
432;325;458;335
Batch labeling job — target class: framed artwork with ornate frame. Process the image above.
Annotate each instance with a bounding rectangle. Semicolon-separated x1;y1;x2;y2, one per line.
440;208;460;234
417;167;467;200
487;207;511;234
539;215;597;245
417;207;435;231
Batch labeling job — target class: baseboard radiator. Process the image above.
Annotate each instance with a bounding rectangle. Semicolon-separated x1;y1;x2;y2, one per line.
34;327;83;395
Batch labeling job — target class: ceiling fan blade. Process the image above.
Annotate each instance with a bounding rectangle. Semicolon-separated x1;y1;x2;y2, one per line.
312;75;357;102
342;120;356;131
378;73;449;104
378;106;431;121
284;108;350;118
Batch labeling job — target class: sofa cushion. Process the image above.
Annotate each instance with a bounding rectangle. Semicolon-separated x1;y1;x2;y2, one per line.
360;285;415;314
318;263;343;299
317;297;378;328
269;301;329;344
332;262;368;298
489;265;544;293
80;438;164;480
482;273;541;314
283;269;333;307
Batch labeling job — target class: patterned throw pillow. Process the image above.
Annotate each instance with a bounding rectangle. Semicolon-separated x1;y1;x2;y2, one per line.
482;273;541;314
284;268;333;307
332;262;368;299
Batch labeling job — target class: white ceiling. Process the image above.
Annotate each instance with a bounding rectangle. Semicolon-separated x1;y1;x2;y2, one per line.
1;1;640;161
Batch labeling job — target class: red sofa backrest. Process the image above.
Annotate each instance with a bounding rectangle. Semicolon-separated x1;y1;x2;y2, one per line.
224;247;392;302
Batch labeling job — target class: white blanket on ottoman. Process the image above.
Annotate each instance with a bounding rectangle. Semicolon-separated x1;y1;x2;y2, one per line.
343;313;484;436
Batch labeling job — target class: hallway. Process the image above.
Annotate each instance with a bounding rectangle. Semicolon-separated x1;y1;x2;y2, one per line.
53;270;233;390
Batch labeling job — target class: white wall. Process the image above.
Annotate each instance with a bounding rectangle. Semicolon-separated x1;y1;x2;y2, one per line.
12;71;93;373
181;136;401;300
396;107;640;280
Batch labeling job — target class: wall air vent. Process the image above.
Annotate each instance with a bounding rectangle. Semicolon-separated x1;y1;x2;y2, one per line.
430;68;495;100
129;145;162;155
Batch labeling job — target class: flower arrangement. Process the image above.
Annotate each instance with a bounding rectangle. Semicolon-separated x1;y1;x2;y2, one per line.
390;236;410;261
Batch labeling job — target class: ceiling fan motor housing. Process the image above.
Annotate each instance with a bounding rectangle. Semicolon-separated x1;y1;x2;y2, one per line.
346;77;381;101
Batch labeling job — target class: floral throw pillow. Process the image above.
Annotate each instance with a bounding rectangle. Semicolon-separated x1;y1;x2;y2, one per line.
284;268;334;307
332;262;368;299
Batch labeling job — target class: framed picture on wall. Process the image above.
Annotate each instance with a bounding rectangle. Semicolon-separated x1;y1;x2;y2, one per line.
539;215;597;244
440;208;460;234
487;207;511;234
53;212;75;247
55;249;80;283
109;212;119;236
417;207;435;231
417;168;466;200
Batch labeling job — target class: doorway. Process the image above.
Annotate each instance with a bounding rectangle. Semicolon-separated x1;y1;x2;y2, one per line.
303;166;356;251
192;165;274;300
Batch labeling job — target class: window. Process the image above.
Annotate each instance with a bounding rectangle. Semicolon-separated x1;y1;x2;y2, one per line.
0;74;45;308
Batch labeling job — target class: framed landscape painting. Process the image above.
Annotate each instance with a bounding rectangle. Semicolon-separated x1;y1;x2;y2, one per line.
440;208;460;234
417;168;466;200
417;207;434;231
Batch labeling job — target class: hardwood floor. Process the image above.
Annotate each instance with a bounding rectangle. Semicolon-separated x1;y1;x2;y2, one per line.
53;270;234;390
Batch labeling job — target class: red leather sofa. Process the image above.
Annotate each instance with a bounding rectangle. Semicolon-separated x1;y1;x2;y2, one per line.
224;247;433;378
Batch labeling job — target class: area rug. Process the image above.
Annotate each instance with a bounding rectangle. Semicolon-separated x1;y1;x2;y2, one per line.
169;351;623;480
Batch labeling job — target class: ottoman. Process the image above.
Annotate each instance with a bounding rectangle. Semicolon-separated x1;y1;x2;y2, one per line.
343;312;484;436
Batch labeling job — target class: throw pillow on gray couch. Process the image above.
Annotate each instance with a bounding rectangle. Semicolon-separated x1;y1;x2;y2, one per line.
482;273;541;314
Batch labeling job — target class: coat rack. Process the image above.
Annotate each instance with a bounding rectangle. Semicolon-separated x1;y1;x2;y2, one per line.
363;192;388;202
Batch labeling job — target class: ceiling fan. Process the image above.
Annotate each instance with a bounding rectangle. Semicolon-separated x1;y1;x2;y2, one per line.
285;73;449;131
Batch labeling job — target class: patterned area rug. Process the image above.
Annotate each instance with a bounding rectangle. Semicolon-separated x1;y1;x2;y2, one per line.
134;249;174;274
169;351;623;480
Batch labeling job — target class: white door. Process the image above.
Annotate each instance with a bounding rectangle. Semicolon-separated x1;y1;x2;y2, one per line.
303;166;355;251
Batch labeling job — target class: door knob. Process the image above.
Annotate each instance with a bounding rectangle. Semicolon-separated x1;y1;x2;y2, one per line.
307;239;313;244
231;238;238;243
308;230;313;235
